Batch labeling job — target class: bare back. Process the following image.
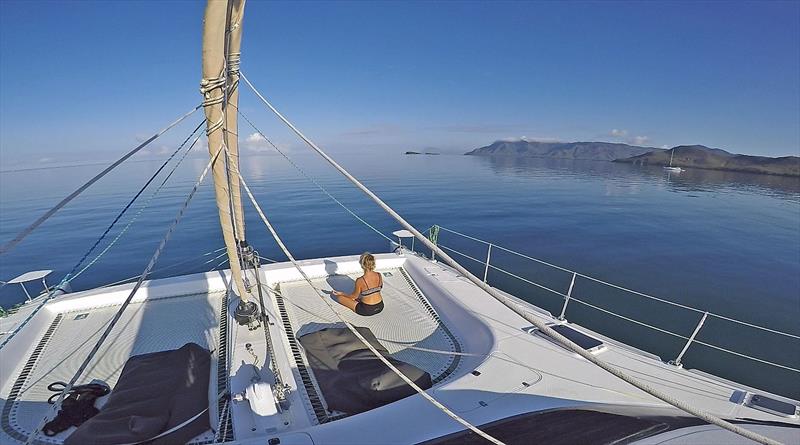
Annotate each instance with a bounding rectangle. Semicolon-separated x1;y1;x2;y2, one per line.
357;270;383;305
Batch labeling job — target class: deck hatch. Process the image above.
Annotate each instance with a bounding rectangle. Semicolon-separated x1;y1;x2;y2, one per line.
551;325;603;350
747;394;799;418
530;324;605;353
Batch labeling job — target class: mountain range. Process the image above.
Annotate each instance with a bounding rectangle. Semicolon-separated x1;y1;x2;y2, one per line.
464;140;657;161
616;145;800;176
465;140;799;176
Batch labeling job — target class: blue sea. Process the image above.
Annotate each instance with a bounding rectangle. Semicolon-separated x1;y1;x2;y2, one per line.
1;152;799;399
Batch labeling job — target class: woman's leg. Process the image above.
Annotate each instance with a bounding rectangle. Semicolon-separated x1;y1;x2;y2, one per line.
336;295;359;312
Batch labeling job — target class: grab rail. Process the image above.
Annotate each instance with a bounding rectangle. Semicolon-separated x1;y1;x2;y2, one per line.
424;225;800;374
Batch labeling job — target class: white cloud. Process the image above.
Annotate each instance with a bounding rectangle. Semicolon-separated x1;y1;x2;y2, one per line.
499;136;560;143
245;132;266;145
609;129;651;146
242;132;269;152
610;129;628;137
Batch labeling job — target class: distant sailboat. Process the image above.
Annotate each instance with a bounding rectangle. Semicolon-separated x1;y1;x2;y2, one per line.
664;147;684;172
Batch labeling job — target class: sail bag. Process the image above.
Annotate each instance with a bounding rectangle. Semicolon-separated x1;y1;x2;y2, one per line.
64;342;211;445
298;327;432;414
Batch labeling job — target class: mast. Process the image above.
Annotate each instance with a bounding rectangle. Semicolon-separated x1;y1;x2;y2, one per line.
201;0;247;299
669;147;675;167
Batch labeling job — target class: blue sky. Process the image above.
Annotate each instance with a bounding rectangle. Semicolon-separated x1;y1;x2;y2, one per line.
1;0;798;164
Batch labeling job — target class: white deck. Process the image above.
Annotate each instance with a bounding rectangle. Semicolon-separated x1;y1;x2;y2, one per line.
0;252;797;445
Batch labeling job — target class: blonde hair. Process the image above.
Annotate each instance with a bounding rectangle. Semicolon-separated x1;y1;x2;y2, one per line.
359;252;376;271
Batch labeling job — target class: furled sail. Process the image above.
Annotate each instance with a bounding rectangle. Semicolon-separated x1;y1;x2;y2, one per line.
225;0;246;240
201;0;247;298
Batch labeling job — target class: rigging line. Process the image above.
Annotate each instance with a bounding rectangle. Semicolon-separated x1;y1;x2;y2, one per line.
69;131;206;283
0;129;206;352
67;121;205;283
439;238;798;371
238;109;393;243
0;104;202;255
569;295;800;372
438;244;567;299
240;73;782;445
239;171;504;445
438;225;800;340
25;143;226;445
99;248;227;288
212;258;230;271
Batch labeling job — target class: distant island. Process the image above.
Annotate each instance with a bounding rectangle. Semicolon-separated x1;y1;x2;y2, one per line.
465;139;799;176
616;145;800;177
405;151;440;155
465;140;656;161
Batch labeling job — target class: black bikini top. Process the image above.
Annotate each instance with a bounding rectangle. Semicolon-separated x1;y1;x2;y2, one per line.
359;274;383;297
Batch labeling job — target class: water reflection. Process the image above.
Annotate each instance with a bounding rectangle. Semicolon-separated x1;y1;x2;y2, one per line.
476;155;800;201
660;166;800;200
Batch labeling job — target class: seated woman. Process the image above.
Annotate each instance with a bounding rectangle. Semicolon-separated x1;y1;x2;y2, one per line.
332;253;384;316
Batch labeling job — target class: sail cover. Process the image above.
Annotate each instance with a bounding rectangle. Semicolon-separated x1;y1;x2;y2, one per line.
201;0;247;298
298;327;432;414
64;343;211;445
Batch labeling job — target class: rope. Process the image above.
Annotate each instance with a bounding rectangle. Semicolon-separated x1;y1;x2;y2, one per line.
0;129;205;351
437;226;800;340
237;110;393;243
241;73;782;445
98;248;227;289
25;143;225;445
70;131;205;283
226;51;241;97
66;122;205;283
0;105;201;255
0;129;205;349
200;75;226;135
238;172;504;445
215;394;231;443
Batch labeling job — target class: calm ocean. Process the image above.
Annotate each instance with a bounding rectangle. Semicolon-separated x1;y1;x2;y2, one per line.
1;152;798;398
